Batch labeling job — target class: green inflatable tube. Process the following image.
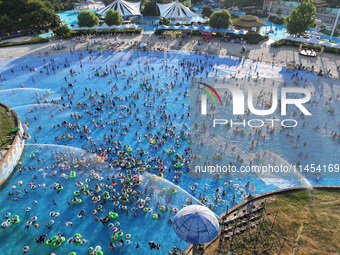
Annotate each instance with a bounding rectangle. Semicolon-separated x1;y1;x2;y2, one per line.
111;232;124;241
53;237;65;248
45;239;54;246
11;126;20;132
11;215;20;225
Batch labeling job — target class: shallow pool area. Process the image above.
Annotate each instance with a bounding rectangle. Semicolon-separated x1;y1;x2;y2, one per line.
0;50;339;254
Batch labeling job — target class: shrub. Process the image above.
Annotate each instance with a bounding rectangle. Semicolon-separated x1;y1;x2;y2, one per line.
53;24;73;38
0;36;49;48
269;15;284;25
270;39;338;53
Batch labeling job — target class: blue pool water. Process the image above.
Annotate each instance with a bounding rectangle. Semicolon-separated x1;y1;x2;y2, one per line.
0;50;339;254
58;10;95;28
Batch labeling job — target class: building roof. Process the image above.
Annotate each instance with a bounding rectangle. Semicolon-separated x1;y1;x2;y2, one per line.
173;205;220;245
312;0;329;8
232;15;266;28
96;0;141;17
157;1;198;19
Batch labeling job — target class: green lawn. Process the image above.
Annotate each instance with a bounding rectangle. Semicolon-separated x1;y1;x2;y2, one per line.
269;189;340;254
319;29;340;38
204;188;340;255
0;104;18;151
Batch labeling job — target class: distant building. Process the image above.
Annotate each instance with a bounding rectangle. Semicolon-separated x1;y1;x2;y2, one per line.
263;0;340;24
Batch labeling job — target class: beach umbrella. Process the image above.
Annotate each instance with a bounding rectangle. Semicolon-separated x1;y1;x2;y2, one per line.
140;43;147;47
109;25;119;29
86;0;94;3
173;205;219;251
249;183;255;193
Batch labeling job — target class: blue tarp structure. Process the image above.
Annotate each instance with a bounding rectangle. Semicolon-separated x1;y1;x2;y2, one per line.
168;25;178;29
216;28;227;33
187;26;197;30
158;25;168;29
196;24;207;31
173;205;220;245
225;29;236;33
205;27;215;32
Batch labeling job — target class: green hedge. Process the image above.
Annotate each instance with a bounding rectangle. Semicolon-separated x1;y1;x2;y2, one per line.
154;29;267;44
271;39;339;54
268;15;284;25
319;29;339;38
245;11;269;18
0;36;49;48
74;28;143;36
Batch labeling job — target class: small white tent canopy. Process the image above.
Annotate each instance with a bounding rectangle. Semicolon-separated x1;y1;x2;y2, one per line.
307;37;320;45
157;1;198;20
96;0;141;18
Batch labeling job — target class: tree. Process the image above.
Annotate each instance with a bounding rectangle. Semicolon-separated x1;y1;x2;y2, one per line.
77;10;99;27
222;0;233;9
0;0;59;31
102;0;112;6
53;24;72;38
105;9;123;26
208;10;232;29
0;15;15;33
159;17;170;26
284;0;316;36
276;8;282;16
142;1;159;16
183;0;191;8
20;1;60;29
201;6;214;18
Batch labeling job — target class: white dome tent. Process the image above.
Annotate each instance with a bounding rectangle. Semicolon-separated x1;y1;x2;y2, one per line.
157;1;199;23
96;0;141;18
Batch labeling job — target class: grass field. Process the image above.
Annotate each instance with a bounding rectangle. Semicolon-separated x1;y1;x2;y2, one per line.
0;104;18;151
204;188;340;255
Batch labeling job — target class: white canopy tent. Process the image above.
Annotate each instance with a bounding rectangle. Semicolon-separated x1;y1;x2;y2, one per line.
307;37;320;45
320;40;334;47
71;23;138;30
157;1;198;21
96;0;141;18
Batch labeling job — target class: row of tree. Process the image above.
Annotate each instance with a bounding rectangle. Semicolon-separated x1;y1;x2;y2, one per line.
77;10;124;27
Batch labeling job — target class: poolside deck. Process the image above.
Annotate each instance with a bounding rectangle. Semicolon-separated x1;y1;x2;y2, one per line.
0;33;339;79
